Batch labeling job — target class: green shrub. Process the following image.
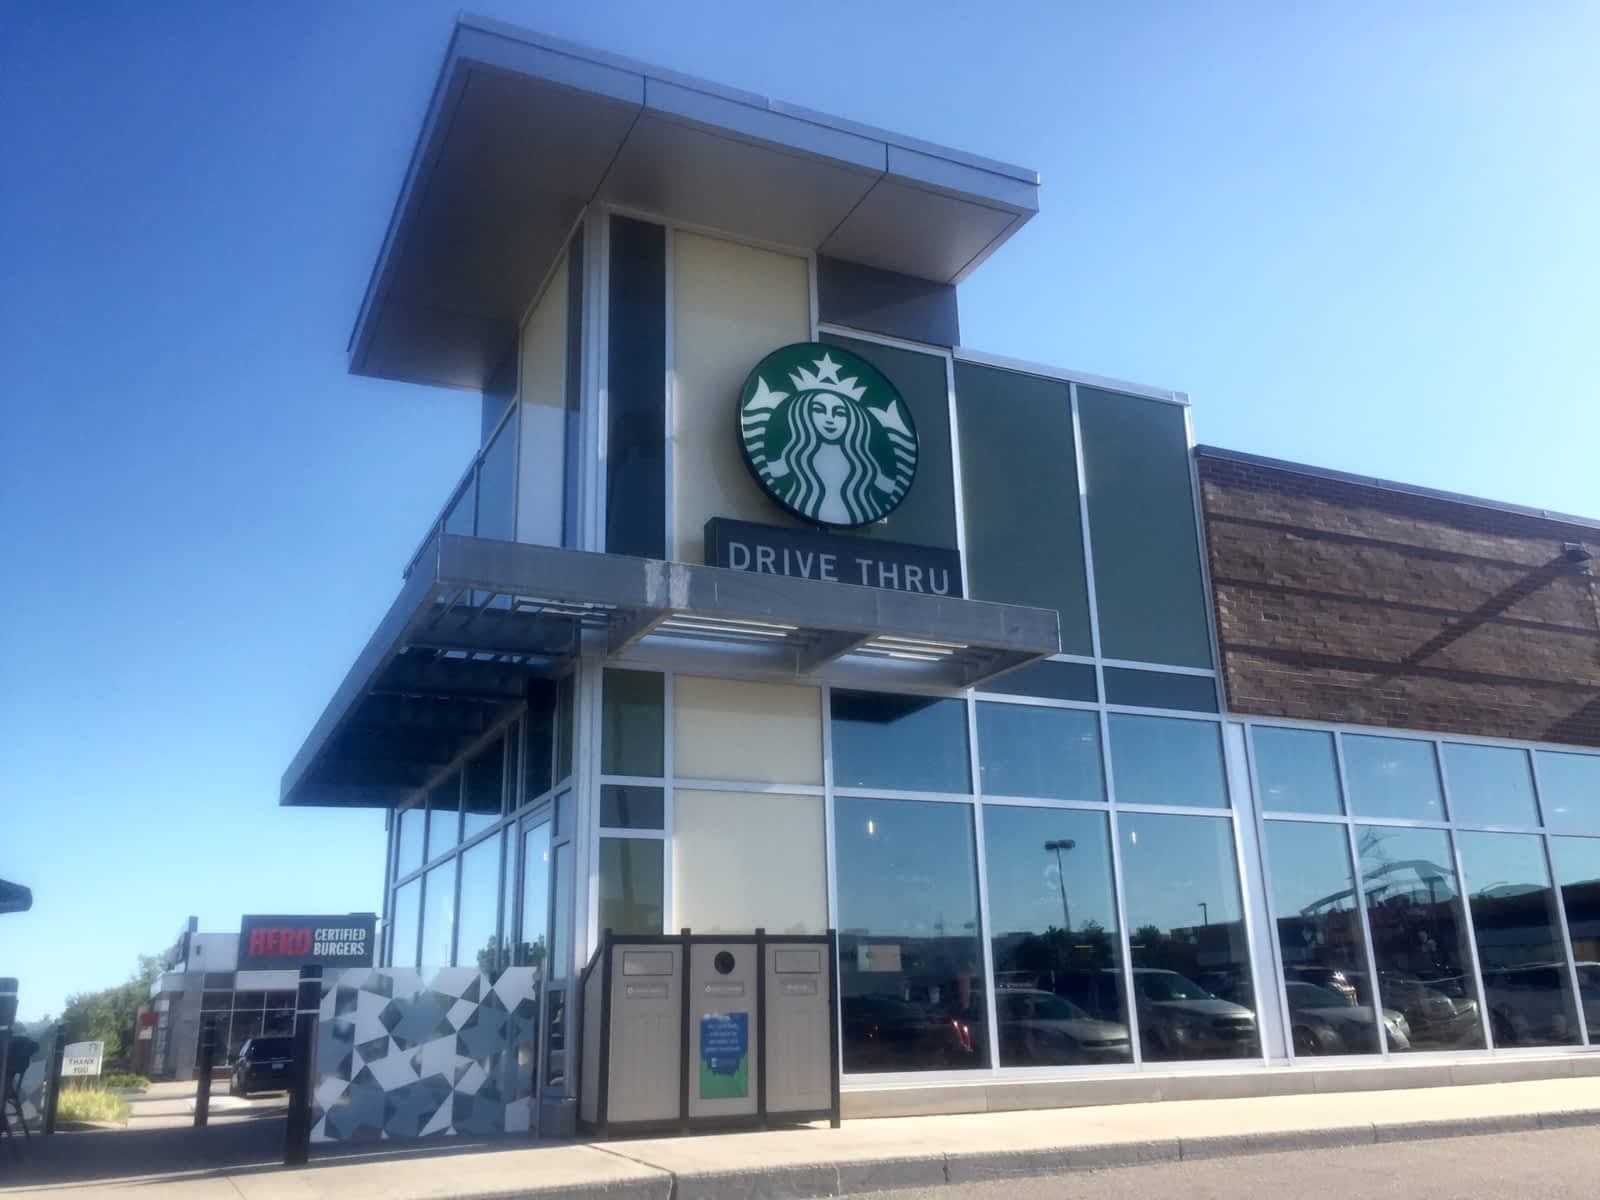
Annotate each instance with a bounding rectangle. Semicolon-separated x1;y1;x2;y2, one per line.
101;1071;150;1091
56;1086;131;1124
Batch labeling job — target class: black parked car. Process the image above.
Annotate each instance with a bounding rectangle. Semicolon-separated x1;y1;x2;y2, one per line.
230;1036;294;1097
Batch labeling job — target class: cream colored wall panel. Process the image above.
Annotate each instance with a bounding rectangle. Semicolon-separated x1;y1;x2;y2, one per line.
672;232;811;563
517;255;568;546
674;675;822;785
673;790;827;935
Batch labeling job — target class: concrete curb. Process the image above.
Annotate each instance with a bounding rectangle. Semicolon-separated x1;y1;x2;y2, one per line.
557;1107;1600;1200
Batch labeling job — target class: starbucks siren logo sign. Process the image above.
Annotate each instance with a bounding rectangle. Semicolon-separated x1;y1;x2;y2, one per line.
737;343;917;527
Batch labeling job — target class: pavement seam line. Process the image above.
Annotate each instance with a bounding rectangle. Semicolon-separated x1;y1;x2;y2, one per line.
585;1140;681;1199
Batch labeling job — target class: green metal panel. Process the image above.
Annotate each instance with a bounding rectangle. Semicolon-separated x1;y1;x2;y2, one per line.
1077;388;1212;669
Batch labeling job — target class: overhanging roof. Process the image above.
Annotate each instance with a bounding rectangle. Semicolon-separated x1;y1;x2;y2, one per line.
351;15;1040;391
282;534;1059;807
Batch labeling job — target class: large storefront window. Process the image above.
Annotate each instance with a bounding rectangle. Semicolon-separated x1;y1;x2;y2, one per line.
1117;812;1257;1062
391;878;420;968
1250;720;1600;1058
455;833;502;971
421;859;457;968
1354;825;1484;1051
835;796;988;1072
1262;820;1380;1055
1107;715;1227;809
598;838;663;935
832;691;970;794
975;704;1102;802
983;805;1129;1066
1457;830;1580;1047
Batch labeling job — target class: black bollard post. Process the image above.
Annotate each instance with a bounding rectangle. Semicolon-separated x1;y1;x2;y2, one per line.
41;1031;65;1135
282;965;322;1167
193;1018;215;1127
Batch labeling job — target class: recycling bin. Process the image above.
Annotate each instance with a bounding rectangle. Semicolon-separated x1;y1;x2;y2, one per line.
763;937;838;1122
578;930;838;1136
688;939;759;1120
579;936;683;1132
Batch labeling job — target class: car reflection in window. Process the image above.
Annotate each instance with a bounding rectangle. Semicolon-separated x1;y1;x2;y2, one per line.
1130;968;1257;1060
1283;980;1393;1055
995;987;1130;1066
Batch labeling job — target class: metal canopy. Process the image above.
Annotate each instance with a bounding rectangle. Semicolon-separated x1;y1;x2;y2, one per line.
350;15;1040;391
281;534;1059;808
0;879;31;915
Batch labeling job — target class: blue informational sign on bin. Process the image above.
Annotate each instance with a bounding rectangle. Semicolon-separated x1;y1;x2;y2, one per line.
698;1012;749;1100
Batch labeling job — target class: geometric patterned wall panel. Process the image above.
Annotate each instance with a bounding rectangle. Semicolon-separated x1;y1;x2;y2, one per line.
310;967;539;1143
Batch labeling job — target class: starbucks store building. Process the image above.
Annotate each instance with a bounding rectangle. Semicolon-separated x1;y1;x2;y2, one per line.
283;18;1600;1128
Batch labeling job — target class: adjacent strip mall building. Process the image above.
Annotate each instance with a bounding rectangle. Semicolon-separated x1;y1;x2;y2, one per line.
282;16;1600;1130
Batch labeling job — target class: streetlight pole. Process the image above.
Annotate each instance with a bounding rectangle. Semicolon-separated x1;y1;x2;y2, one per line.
1198;901;1209;927
1044;839;1076;933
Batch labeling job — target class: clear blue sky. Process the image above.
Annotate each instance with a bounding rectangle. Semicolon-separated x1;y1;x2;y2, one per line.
3;2;1597;1022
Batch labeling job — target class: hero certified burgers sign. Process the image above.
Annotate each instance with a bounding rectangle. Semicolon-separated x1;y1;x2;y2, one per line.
237;914;376;970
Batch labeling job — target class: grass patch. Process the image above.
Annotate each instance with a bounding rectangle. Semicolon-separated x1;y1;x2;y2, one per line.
101;1071;151;1091
56;1086;131;1124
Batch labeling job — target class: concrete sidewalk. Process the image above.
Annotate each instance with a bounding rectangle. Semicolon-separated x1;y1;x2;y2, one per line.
5;1076;1599;1199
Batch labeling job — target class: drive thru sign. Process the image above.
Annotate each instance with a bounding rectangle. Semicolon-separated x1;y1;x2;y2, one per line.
62;1040;103;1077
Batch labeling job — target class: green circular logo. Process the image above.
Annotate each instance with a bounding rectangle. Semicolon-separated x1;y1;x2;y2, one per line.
737;343;918;528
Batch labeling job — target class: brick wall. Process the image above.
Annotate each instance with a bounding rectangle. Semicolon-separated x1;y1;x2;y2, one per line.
1196;449;1600;748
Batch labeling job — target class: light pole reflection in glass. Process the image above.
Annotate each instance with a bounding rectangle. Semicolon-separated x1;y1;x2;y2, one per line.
1044;838;1077;933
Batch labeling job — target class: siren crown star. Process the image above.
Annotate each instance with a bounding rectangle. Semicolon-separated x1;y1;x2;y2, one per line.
788;353;867;401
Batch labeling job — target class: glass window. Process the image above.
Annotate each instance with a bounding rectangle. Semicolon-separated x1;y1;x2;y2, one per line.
954;362;1092;655
598;838;663;935
600;785;664;830
443;477;475;536
1457;830;1580;1047
1108;715;1227;809
549;843;572;981
976;703;1103;802
835;797;988;1072
517;821;552;972
1342;735;1444;821
554;790;573;839
1549;836;1600;1035
427;776;461;859
602;669;664;777
556;674;575;782
977;660;1097;703
455;834;502;972
1076;387;1212;669
395;804;424;878
1102;668;1218;713
983;806;1129;1066
420;860;456;968
1355;825;1484;1050
1536;751;1600;832
831;691;970;794
475;414;515;541
1444;743;1538;827
524;683;556;803
1253;727;1342;816
463;738;504;840
1263;821;1380;1055
674;790;826;934
675;676;822;785
390;879;420;968
1118;812;1257;1061
822;334;957;551
606;215;666;559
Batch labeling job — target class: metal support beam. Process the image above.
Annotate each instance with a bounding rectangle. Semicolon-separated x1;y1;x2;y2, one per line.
607;608;671;656
794;631;874;674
